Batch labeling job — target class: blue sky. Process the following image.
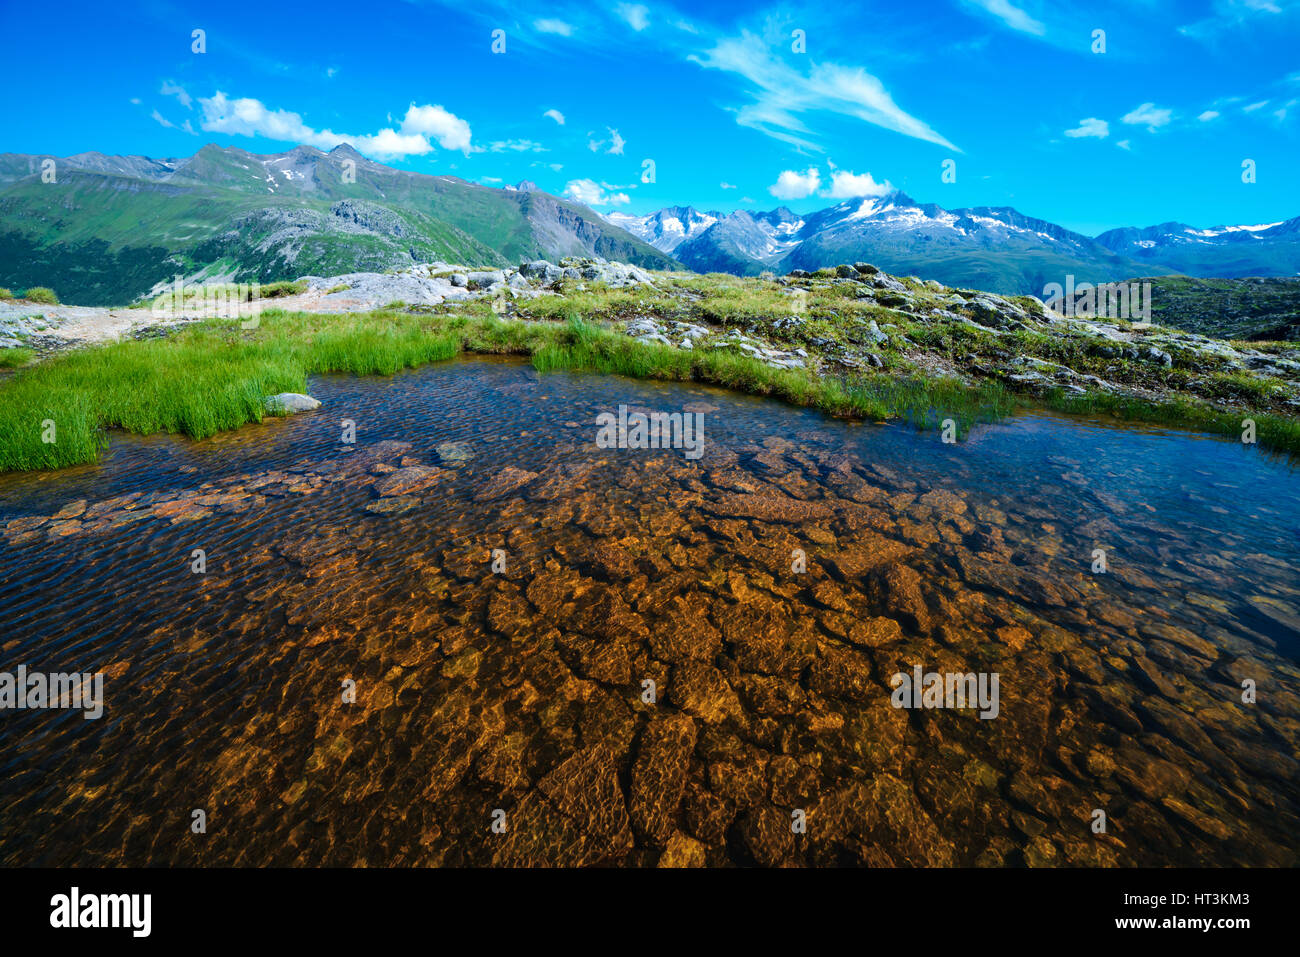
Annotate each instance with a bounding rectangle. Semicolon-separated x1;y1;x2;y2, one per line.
2;0;1297;234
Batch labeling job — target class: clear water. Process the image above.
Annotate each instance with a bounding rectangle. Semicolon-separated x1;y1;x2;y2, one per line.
1;358;1297;866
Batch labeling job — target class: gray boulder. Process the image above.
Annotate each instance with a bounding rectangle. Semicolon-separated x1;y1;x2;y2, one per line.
466;270;505;289
861;319;889;344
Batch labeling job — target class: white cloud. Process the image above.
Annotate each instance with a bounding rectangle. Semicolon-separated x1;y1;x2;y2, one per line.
544;108;566;125
1198;110;1221;121
616;3;650;31
691;31;958;151
769;167;821;199
534;18;573;36
823;169;892;198
196;92;474;159
563;178;630;206
608;128;625;154
353;128;435;158
325;67;338;79
1122;102;1173;130
1064;117;1109;138
720;181;737;189
1243;99;1269;112
160;79;192;109
963;0;1046;36
1116;139;1131;150
130;97;141;105
399;103;473;151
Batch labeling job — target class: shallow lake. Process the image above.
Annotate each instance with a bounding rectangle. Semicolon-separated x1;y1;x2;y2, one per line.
1;358;1297;866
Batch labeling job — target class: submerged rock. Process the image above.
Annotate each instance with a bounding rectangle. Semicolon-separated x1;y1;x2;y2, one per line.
474;467;539;502
264;393;321;414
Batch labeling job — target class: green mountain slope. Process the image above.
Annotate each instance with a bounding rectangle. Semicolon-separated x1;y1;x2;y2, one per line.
0;143;679;305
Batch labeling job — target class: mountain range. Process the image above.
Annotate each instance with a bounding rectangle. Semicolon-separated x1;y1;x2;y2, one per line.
0;144;1296;305
608;192;1300;295
0;144;677;305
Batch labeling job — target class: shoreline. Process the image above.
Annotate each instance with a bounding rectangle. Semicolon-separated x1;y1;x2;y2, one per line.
1;261;1298;471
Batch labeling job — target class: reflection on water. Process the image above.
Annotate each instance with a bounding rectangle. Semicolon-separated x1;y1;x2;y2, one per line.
1;358;1297;867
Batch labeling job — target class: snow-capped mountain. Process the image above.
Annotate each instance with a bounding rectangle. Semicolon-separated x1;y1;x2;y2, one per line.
674;207;805;275
611;190;1297;293
664;190;1153;293
783;191;1158;293
602;205;721;253
1095;218;1300;278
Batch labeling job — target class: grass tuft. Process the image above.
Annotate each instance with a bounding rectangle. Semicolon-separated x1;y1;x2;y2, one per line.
22;287;58;305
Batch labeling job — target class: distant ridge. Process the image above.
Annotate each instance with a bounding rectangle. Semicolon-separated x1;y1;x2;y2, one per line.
609;192;1300;294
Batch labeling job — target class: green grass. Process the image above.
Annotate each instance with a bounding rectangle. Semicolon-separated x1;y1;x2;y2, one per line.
257;279;308;298
22;286;58;305
1043;388;1300;454
0;288;13;300
1;302;1295;473
0;309;1013;472
0;347;35;368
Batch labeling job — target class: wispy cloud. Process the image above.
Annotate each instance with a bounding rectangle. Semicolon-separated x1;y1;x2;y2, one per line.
1121;102;1173;131
151;109;196;135
487;139;548;152
691;29;958;151
1180;0;1294;42
160;79;192;109
962;0;1045;36
586;127;625;154
543;108;566;125
534;18;573;36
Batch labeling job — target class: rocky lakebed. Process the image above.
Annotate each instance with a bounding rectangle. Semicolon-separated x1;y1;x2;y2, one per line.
1;359;1296;867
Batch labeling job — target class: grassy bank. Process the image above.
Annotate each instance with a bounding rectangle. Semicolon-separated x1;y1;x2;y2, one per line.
1043;388;1300;457
0;306;1015;472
